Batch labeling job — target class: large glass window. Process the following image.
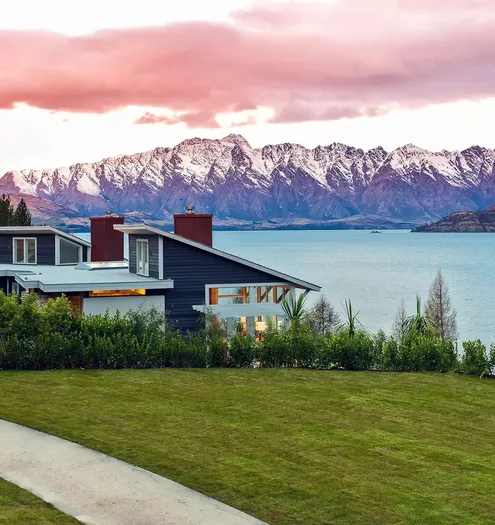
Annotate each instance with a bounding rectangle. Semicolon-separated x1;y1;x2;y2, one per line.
13;238;36;264
210;287;248;305
136;239;149;276
59;237;81;264
208;285;291;305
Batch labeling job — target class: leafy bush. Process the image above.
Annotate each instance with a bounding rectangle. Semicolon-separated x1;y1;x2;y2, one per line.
0;290;489;376
256;323;291;368
459;340;491;376
408;336;457;372
228;334;255;368
325;329;376;370
381;337;400;371
288;323;323;368
381;334;457;372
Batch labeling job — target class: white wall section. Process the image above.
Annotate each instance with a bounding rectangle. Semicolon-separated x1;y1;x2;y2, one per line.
83;295;165;316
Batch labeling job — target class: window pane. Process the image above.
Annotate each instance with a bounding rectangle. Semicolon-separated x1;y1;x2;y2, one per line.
60;238;79;264
218;287;243;296
137;242;142;270
136;241;148;275
27;239;36;263
218;296;244;305
14;239;24;263
217;287;247;304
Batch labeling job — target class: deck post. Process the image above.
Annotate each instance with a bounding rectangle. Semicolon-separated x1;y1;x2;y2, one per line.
247;316;256;337
226;317;235;336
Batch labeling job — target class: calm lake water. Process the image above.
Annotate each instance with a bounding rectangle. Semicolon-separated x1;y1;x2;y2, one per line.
79;230;495;344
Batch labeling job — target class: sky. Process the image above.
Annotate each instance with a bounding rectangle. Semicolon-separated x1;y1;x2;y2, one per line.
1;0;495;173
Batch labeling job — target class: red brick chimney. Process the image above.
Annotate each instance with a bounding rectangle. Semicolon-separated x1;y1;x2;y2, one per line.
173;206;213;247
90;213;125;261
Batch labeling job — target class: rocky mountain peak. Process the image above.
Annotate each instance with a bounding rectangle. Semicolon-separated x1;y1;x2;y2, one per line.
1;138;495;225
221;133;252;148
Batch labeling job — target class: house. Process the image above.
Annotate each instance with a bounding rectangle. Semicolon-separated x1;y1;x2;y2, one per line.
0;209;321;337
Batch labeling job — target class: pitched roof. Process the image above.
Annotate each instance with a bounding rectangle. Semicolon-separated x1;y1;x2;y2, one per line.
0;226;91;247
114;223;321;292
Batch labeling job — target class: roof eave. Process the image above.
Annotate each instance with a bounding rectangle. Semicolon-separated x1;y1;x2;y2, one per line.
15;277;175;293
0;225;91;248
114;224;322;292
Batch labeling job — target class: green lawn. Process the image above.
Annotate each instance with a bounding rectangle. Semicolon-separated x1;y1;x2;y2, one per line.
0;478;78;524
0;370;494;525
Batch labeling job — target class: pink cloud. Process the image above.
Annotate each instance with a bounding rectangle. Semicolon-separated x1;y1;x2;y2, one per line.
0;1;494;128
134;112;181;125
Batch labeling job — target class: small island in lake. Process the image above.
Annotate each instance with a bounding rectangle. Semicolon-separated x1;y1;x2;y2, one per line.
412;204;495;232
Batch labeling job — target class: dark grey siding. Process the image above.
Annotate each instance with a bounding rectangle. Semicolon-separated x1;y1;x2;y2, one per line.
129;236;136;273
36;235;56;265
0;234;55;265
0;235;11;264
82;246;89;262
0;277;8;293
161;236;286;331
128;235;160;279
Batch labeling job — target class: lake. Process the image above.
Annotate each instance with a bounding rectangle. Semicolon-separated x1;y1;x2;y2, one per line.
78;230;495;345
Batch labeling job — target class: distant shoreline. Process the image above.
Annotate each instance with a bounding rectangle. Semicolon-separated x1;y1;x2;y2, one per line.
49;224;417;234
38;216;422;234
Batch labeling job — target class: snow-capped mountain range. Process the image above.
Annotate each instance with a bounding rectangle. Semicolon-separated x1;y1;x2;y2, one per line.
2;134;495;226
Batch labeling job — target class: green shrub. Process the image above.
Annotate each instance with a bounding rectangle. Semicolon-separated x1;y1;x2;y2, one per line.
326;329;376;370
372;329;387;370
288;323;322;368
0;335;27;370
408;336;457;372
381;334;457;372
256;324;291;368
460;340;490;376
0;290;486;375
381;337;399;371
180;332;209;368
228;334;255;368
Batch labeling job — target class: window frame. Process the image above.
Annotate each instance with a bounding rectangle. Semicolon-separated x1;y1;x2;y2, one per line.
136;239;150;277
206;283;293;306
12;237;37;265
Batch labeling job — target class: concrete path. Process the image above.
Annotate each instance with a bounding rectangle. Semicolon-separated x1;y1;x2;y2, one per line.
0;419;267;525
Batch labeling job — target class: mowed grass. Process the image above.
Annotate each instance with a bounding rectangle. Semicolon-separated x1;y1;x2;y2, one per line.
0;478;78;524
0;370;494;525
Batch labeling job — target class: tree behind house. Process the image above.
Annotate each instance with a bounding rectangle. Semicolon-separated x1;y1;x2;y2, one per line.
12;198;32;226
308;296;340;335
0;194;14;226
425;269;457;341
392;298;408;340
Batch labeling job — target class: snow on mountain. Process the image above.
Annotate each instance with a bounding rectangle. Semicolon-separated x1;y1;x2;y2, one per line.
1;135;495;223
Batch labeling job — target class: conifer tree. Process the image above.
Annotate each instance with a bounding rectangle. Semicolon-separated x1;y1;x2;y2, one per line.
0;194;14;226
392;298;408;340
425;269;457;341
12;198;32;226
308;296;341;335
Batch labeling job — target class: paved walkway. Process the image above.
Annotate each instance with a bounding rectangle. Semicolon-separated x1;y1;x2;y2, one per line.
0;419;267;525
